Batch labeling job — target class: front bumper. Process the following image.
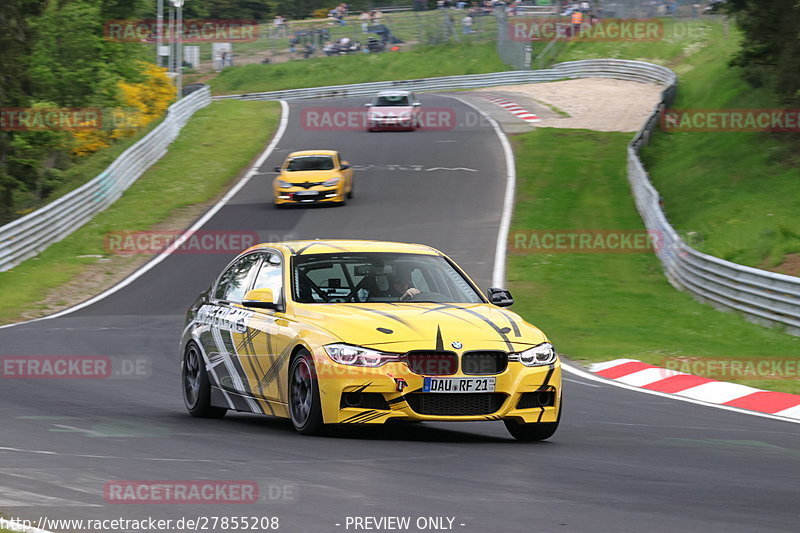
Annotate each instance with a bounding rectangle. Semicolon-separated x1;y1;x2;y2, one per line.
368;117;415;130
274;186;343;205
313;354;562;425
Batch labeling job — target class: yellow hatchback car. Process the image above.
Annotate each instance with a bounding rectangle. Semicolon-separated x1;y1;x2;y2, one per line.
180;240;562;441
273;150;354;207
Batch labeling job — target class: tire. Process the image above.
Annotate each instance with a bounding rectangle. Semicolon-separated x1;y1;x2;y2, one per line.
288;350;325;435
182;342;227;418
504;400;561;441
346;178;354;199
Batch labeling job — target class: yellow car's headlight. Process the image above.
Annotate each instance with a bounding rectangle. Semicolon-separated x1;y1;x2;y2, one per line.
510;343;557;367
276;179;292;188
324;343;399;367
322;177;341;187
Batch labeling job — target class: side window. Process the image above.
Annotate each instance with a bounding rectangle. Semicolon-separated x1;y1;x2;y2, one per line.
214;254;261;303
252;253;283;304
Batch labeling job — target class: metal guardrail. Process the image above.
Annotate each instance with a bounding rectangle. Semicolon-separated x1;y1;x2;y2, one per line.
214;59;674;101
0;87;212;272
220;59;800;334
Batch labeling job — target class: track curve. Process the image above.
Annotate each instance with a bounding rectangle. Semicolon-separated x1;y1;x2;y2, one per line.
1;95;799;533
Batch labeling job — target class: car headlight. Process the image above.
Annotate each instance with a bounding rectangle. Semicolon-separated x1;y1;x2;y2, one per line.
276;179;292;188
324;344;399;367
511;343;557;367
322;177;340;187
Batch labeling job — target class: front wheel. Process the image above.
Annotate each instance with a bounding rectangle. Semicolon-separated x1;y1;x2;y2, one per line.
182;342;227;418
504;400;561;441
346;178;354;199
289;350;325;435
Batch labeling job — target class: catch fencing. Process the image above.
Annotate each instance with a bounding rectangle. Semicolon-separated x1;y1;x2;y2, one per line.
0;87;212;272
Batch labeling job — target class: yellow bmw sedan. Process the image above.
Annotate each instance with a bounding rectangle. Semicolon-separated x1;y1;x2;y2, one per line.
180;240;562;440
272;150;354;207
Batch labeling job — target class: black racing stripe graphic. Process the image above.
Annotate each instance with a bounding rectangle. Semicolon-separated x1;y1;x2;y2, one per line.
387;396;408;405
351;382;373;393
444;306;515;352
535;365;556;423
339;305;424;333
498;311;522;337
236;328;268;396
256;345;292;394
411;304;475;325
435;326;444;351
295;242;349;256
341;410;376;424
535;365;556;392
358;411;390;424
224;331;261;403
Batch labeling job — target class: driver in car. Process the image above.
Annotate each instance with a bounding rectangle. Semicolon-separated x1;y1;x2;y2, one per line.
388;266;420;302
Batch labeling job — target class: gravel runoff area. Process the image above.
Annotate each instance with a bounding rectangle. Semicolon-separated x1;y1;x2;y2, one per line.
490;78;665;132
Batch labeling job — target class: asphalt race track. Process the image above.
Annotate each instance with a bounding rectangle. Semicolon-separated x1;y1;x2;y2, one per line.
1;95;799;533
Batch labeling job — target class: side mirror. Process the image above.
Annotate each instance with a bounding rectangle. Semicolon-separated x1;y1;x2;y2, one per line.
273;166;281;172
364;103;373;107
487;287;514;307
412;102;421;107
340;162;350;169
242;288;282;311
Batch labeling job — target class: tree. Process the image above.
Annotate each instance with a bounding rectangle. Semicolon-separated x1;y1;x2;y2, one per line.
726;0;800;102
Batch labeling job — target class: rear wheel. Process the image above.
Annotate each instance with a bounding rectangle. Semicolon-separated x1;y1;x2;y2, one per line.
289;350;325;435
182;342;227;418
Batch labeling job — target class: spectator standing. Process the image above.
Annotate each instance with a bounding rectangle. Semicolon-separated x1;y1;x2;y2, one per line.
359;11;370;33
462;13;474;33
571;9;583;35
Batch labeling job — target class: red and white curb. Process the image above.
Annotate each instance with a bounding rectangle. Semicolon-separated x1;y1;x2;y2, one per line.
481;95;541;123
590;359;800;420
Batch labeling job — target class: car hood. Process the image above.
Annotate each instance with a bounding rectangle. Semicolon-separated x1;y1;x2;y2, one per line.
369;106;413;115
292;302;547;353
278;170;340;183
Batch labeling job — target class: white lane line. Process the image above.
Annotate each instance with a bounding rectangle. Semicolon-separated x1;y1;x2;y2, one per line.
439;94;515;288
563;377;602;388
0;100;290;330
453;92;800;426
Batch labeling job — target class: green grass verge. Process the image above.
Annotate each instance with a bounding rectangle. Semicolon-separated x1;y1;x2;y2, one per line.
637;24;800;271
556;18;720;65
507;128;800;393
0;100;280;324
209;41;509;94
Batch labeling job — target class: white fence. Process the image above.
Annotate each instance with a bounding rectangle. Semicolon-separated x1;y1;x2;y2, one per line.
0;87;212;272
220;60;800;334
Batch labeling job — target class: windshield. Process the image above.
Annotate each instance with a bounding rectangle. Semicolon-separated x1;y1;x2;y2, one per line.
374;94;410;107
286;155;335;171
292;252;484;304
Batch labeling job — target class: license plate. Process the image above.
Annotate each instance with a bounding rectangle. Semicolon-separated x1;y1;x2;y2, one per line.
422;377;496;393
294;191;317;196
